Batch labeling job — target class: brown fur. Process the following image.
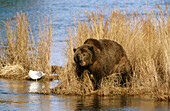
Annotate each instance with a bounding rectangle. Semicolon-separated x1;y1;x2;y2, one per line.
73;38;132;89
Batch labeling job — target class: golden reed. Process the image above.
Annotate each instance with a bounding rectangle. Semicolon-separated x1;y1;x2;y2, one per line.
0;12;52;80
53;4;169;101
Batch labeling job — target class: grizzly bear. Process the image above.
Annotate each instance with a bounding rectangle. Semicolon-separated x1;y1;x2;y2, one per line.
73;38;132;89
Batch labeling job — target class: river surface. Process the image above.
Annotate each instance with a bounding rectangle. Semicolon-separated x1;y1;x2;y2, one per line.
0;0;170;111
0;78;170;111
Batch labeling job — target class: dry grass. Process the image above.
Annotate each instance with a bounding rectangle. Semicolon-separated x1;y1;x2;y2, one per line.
0;12;53;80
0;64;26;79
54;4;170;101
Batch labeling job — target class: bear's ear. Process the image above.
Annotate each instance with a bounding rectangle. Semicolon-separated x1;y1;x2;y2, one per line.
73;48;77;52
88;46;94;52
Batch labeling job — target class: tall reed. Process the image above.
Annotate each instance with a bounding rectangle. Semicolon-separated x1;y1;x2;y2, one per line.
54;4;170;100
0;12;52;79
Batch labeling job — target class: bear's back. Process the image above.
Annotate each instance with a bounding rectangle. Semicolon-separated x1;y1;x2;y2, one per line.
84;38;128;73
84;38;127;60
100;39;126;57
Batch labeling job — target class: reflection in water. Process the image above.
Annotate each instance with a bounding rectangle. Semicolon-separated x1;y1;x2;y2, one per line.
0;78;170;110
29;82;45;92
58;95;170;110
0;79;55;110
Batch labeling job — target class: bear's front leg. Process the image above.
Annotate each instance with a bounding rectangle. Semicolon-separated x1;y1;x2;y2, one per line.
92;70;105;90
94;76;102;90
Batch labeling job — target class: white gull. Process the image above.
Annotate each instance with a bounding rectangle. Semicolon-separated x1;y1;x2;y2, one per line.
29;70;45;81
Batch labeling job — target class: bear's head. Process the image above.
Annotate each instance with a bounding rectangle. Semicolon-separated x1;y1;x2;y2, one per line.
73;44;95;67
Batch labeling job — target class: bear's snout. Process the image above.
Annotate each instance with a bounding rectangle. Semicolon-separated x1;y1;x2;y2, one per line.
77;55;82;62
77;55;87;66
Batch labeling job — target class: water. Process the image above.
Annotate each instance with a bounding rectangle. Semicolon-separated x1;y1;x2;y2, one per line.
0;0;170;110
0;78;169;111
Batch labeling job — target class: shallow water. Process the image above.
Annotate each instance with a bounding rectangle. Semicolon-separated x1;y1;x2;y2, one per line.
0;0;170;110
0;78;169;111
